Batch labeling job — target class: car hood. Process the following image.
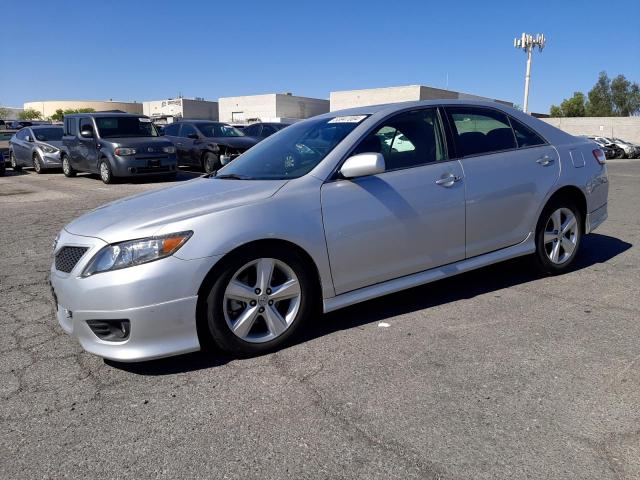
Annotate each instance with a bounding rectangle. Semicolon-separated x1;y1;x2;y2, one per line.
65;177;288;243
99;137;174;148
39;140;64;149
205;136;258;149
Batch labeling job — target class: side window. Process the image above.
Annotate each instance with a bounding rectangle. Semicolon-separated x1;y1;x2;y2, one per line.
261;125;277;137
79;118;93;134
180;124;197;138
164;123;180;136
510;117;545;148
447;107;516;157
244;124;259;136
64;117;77;136
352;108;446;171
16;129;27;140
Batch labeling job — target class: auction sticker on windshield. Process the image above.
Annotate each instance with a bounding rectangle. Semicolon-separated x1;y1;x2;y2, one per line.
328;115;367;123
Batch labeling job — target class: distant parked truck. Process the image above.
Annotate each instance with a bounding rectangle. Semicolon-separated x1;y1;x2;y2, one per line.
61;113;178;184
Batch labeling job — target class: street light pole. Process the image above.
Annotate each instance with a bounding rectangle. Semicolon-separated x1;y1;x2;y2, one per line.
514;33;546;113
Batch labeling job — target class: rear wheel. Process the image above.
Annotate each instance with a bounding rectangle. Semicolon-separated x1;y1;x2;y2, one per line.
202;246;316;356
62;154;76;177
533;199;582;274
10;152;22;172
202;152;220;174
99;159;114;184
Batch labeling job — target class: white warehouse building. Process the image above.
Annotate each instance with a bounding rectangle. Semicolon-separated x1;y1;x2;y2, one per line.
218;93;329;124
142;98;219;122
330;85;513;111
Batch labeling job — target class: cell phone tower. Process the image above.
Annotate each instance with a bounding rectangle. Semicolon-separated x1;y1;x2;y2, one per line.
514;33;546;113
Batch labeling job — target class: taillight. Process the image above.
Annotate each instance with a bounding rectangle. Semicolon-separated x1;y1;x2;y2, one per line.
592;149;606;165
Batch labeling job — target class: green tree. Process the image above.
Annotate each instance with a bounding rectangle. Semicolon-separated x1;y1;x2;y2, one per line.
549;92;586;117
50;109;65;122
586;72;613;116
18;108;43;120
49;107;95;122
549;104;563;117
610;74;640;116
0;106;11;119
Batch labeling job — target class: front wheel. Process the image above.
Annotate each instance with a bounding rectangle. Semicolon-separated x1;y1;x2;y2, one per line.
202;152;220;174
10;152;22;172
33;154;43;174
99;159;114;184
533;200;582;274
62;155;76;177
203;247;316;356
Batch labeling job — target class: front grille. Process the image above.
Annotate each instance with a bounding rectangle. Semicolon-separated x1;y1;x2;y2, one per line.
55;246;88;273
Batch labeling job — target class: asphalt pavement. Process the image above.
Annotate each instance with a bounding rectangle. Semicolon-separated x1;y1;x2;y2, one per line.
0;162;638;479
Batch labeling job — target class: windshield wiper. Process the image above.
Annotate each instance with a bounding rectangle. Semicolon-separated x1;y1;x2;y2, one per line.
213;173;252;180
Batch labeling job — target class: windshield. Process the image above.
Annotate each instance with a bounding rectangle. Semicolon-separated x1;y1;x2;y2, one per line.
216;115;368;180
95;117;158;138
196;123;245;138
33;127;63;142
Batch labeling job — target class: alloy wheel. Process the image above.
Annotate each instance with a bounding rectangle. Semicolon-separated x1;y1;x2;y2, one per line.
543;207;579;264
63;157;70;175
10;153;16;168
33;156;41;173
100;162;110;183
223;258;302;343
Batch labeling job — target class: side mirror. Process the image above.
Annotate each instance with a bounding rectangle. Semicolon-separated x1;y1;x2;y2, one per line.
80;128;94;138
340;153;385;178
25;135;34;142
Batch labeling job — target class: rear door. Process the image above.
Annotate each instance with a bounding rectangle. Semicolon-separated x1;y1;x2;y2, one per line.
444;106;559;258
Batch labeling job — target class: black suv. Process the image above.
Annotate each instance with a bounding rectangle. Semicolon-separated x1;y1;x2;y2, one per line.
61;113;178;184
163;121;258;173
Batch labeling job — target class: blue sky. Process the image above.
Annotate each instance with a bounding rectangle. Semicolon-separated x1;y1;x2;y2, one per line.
1;0;638;114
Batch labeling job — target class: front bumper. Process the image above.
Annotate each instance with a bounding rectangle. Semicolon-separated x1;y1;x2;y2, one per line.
42;151;62;167
111;153;178;177
50;229;219;362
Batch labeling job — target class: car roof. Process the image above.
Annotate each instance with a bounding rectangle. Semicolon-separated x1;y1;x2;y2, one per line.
30;124;62;129
66;112;147;118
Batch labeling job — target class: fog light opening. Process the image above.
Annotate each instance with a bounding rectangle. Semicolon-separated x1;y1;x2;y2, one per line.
86;319;131;341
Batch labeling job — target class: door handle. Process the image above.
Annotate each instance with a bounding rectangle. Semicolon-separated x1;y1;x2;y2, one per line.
435;173;462;187
536;156;554;166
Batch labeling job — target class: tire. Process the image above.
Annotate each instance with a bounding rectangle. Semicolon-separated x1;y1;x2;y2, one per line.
202;152;220;174
99;159;114;184
33;154;43;174
164;171;178;181
10;152;22;172
202;246;317;356
0;163;5;176
62;155;76;177
533;198;582;275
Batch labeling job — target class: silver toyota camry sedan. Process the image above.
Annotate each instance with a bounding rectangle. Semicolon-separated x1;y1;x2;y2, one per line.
50;100;609;361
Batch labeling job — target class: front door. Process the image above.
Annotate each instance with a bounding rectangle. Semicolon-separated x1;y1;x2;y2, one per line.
177;123;198;165
445;106;560;258
321;108;466;294
77;118;98;172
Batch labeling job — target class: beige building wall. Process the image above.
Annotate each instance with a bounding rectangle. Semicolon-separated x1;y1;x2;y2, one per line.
541;117;640;144
218;93;328;123
330;85;513;111
24;100;144;118
143;98;218;120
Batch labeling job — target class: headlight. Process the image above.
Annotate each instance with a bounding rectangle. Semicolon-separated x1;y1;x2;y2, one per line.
40;144;59;154
163;146;176;154
82;231;192;277
114;147;136;156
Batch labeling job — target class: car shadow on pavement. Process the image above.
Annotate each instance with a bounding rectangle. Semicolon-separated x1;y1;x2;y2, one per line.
107;233;631;375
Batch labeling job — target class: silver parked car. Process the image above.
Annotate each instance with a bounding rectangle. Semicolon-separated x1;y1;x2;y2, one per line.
9;125;64;173
50;100;609;361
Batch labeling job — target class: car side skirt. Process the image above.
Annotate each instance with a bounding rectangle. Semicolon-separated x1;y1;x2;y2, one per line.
323;232;535;313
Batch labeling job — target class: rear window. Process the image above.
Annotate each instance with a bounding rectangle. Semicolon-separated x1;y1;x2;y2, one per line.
510;117;545;148
95;117;158;138
447;107;516;157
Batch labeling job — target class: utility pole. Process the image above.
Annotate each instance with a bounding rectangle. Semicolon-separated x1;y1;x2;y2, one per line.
514;33;546;113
